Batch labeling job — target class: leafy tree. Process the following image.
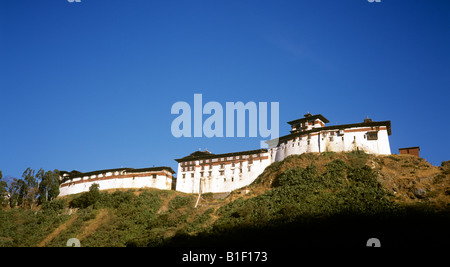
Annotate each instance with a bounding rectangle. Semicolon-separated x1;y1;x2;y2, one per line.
0;171;9;207
37;169;60;203
86;183;100;206
22;168;39;209
8;178;27;208
2;168;60;209
46;170;61;202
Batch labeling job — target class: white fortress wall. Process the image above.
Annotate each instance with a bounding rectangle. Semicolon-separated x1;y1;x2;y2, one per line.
175;150;271;194
269;126;391;163
59;114;392;197
59;169;173;197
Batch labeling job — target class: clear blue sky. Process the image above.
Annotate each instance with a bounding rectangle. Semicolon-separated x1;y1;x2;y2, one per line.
1;0;449;179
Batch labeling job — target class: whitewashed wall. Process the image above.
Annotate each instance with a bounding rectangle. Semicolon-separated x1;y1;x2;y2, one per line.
269;127;391;163
176;152;271;194
59;172;172;197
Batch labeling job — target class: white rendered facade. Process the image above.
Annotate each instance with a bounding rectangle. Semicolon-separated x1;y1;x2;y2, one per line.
59;167;174;197
58;113;392;197
175;149;271;194
267;113;392;163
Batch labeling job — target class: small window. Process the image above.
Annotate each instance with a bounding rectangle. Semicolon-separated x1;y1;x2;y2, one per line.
208;171;212;177
367;131;378;140
152;174;157;179
191;173;194;178
219;170;224;176
248;166;251;172
200;172;204;177
182;174;186;179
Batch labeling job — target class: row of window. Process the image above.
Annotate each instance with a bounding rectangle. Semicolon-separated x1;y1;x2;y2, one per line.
282;131;378;148
181;160;258;172
181;166;252;179
67;173;159;184
181;154;262;166
180;174;241;183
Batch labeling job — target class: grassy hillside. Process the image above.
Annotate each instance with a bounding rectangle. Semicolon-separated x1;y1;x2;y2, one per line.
1;152;449;247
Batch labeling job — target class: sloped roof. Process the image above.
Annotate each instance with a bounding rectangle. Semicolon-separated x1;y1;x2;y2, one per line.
287;114;330;125
60;166;175;178
174;149;268;163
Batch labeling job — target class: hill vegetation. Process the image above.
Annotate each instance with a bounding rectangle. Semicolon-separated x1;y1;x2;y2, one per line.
1;152;449;247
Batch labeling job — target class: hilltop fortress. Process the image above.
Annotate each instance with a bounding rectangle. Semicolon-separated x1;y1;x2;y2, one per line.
59;113;391;196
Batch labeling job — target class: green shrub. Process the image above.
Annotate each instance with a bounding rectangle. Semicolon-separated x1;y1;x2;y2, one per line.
69;183;101;209
212;159;398;235
100;190;135;209
42;198;67;213
277;163;318;187
169;196;194;210
347;150;368;168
